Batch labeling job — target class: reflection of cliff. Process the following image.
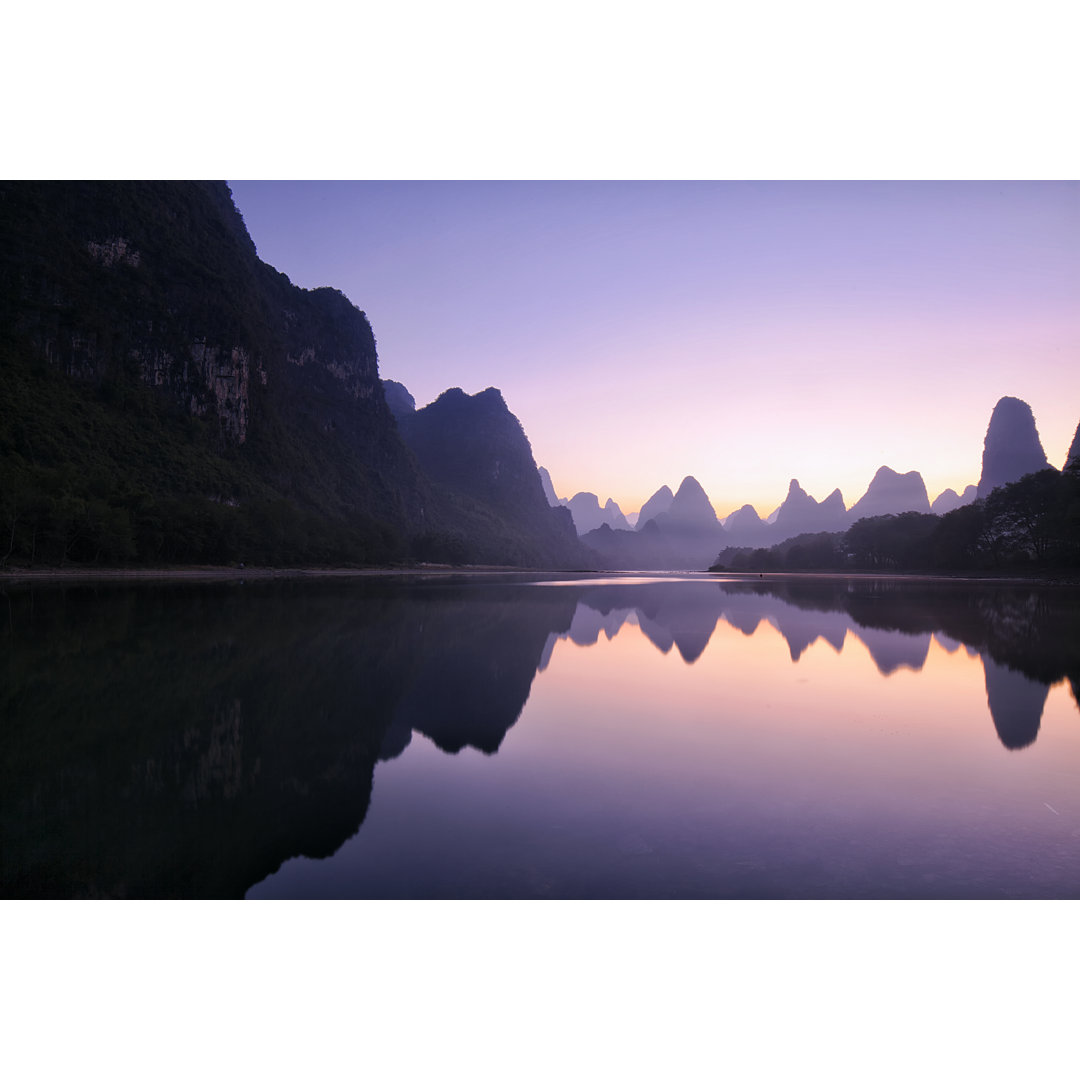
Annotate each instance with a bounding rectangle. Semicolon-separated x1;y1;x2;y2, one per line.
982;656;1050;750
553;582;938;676
378;585;576;757
717;578;1080;750
0;579;575;898
5;575;1077;897
1;582;408;897
730;578;1080;693
542;578;1079;751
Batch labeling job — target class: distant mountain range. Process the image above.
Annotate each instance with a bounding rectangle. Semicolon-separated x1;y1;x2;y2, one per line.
1;181;1072;574
552;394;1072;570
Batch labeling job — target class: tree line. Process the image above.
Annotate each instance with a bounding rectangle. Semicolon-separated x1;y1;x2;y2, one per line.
711;465;1080;574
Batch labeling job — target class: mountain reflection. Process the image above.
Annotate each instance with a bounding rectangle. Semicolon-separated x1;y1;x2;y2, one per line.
2;575;1078;898
546;579;1080;751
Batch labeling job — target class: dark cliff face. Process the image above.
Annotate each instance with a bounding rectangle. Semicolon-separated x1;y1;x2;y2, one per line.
0;182;588;568
382;379;416;420
398;387;590;568
977;396;1051;498
0;180;425;558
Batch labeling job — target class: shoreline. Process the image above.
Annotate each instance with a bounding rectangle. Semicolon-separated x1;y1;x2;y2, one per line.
1;565;1077;586
0;564;579;585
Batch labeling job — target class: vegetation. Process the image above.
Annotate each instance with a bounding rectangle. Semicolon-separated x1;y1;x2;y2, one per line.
0;181;590;570
711;466;1080;575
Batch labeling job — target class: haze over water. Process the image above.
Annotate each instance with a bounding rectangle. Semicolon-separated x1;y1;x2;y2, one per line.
5;575;1078;899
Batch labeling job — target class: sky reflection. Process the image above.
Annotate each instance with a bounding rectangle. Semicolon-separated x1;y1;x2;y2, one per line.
249;578;1080;899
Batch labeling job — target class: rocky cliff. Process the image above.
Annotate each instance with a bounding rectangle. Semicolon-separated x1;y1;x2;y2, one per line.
397;387;589;567
0;182;586;568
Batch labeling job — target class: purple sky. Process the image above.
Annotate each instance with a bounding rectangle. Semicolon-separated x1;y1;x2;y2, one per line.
228;181;1079;517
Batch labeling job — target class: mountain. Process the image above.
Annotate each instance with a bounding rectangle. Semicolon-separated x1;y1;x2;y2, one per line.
382;379;415;420
635;485;674;529
580;478;724;570
604;499;631;530
565;492;610;534
1065;421;1080;470
580;518;678;570
773;480;848;539
562;492;631;535
397;387;588;567
722;504;769;544
661;475;720;528
0;181;586;569
977;396;1051;498
848;467;931;521
537;466;561;506
644;476;726;568
931;485;977;514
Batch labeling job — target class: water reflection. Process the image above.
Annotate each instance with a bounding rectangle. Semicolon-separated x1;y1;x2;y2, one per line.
2;575;1078;898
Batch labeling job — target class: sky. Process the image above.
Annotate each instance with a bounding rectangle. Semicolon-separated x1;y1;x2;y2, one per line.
229;181;1079;517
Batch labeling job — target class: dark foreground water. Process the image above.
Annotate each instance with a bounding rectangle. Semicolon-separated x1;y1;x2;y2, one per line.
3;573;1079;899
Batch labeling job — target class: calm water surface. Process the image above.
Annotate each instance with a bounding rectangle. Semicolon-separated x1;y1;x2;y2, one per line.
3;574;1079;898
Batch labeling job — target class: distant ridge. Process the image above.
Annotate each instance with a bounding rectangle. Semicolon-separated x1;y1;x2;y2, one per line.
774;479;847;537
931;485;977;514
537;466;561;507
636;485;674;529
564;492;631;535
848;466;930;521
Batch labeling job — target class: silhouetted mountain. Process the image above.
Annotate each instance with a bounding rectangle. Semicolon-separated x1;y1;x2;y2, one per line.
398;388;589;568
0;181;586;569
643;476;727;568
977;396;1051;498
662;476;721;528
723;504;769;544
580;518;678;569
848;467;931;521
538;466;561;506
1066;421;1080;470
604;499;631;530
564;492;632;535
635;485;674;529
774;480;848;539
931;485;977;514
382;379;416;419
820;488;846;516
0;180;433;565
